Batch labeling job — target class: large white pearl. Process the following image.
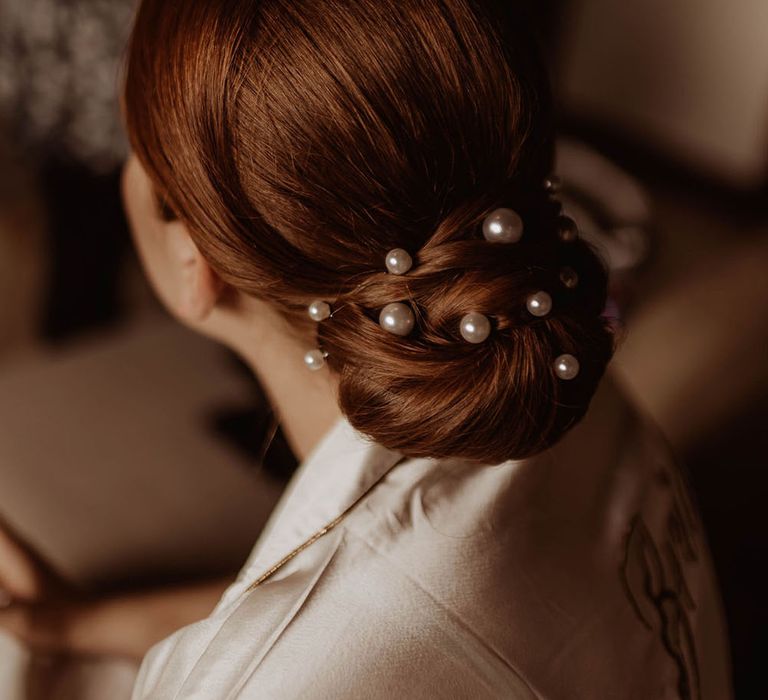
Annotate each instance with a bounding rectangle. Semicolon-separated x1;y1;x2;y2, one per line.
526;291;552;317
558;215;579;242
385;248;413;275
459;312;491;343
379;302;415;336
304;349;326;371
307;299;331;322
482;208;524;243
554;353;580;380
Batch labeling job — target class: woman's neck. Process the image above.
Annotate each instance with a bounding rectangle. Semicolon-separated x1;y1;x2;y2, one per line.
212;296;343;463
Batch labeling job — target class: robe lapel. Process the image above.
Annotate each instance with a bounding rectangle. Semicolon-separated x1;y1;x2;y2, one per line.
221;416;405;604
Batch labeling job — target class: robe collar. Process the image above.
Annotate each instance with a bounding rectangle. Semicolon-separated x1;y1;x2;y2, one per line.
224;415;405;601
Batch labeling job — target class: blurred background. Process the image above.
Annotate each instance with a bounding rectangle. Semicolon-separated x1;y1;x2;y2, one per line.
0;0;766;698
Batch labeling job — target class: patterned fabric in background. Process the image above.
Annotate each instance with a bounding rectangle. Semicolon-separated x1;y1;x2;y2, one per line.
0;0;135;172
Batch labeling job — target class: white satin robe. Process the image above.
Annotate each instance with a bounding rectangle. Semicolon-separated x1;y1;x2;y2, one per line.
131;369;732;699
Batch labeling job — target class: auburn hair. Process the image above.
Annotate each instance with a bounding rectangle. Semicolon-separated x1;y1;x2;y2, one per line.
123;0;615;464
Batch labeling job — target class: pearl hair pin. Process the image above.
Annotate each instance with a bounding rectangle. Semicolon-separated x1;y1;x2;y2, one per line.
482;207;524;243
526;291;552;317
379;302;416;337
385;248;413;275
558;215;579;243
307;299;331;322
302;192;582;373
554;353;580;380
559;267;579;289
544;175;562;194
304;348;328;371
459;312;491;343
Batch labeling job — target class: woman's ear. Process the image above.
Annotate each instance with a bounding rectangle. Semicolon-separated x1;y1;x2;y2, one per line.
165;222;224;323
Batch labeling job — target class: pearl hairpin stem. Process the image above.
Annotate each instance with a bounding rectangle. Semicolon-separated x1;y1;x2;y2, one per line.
483;207;524;243
526;291;552;317
304;348;328;371
554;353;579;380
459;312;491;343
379;302;415;337
307;299;331;321
385;248;413;275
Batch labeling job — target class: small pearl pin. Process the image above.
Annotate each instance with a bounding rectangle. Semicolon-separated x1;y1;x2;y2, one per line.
559;267;579;289
544;175;562;194
482;208;524;243
385;248;413;275
304;349;328;371
307;300;331;321
526;291;552;318
558;215;579;243
379;302;416;337
554;353;580;380
459;312;491;343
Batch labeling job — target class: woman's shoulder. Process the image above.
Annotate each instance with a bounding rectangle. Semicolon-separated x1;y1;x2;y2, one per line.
132;369;731;699
333;367;730;699
131;523;537;699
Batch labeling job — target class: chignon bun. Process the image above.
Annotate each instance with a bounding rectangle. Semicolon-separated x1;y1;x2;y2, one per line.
320;206;616;464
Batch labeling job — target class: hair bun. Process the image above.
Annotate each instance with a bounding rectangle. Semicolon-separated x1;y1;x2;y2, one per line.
320;213;616;464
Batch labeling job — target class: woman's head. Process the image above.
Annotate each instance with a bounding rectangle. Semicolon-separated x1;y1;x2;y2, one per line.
123;0;615;464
